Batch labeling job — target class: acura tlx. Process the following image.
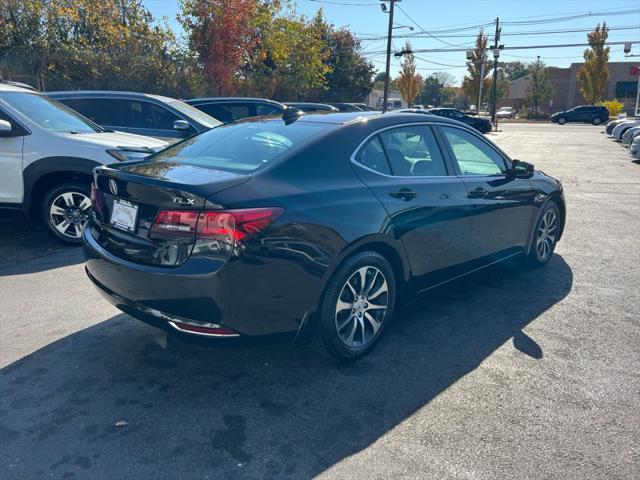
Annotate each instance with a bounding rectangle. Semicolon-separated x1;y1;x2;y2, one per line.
83;110;565;361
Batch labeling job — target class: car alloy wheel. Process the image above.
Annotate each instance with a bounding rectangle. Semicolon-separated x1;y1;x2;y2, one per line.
536;208;558;261
557;117;567;125
335;266;389;347
592;117;602;125
43;183;92;244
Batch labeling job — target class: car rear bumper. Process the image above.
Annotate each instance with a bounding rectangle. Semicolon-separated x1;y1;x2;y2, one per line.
82;225;322;340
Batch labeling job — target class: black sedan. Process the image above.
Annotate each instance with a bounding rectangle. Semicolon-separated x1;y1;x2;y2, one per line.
83;111;565;361
405;108;493;134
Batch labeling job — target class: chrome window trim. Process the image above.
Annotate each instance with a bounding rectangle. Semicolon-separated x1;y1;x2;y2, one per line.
349;121;453;179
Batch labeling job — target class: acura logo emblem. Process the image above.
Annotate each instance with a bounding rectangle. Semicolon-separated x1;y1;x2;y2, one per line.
109;179;118;196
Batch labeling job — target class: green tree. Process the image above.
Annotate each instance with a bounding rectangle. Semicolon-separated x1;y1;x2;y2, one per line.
396;42;422;105
501;60;529;81
461;31;490;107
526;60;555;116
312;21;375;102
577;23;610;104
487;68;509;103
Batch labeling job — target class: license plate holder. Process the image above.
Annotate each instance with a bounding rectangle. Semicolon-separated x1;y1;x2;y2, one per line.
110;199;139;233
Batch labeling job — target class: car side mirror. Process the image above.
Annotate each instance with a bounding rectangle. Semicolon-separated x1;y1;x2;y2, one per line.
511;160;534;178
0;119;14;135
173;119;191;131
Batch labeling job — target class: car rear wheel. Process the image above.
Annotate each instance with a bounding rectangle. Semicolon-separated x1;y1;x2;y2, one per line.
557;117;567;125
524;202;560;267
592;117;602;125
316;251;396;361
42;183;91;244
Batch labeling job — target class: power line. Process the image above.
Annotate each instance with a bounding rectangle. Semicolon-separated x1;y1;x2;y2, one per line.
395;4;472;48
356;25;640;41
302;0;377;5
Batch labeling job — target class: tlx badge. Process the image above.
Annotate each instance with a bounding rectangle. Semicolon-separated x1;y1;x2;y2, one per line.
172;197;195;205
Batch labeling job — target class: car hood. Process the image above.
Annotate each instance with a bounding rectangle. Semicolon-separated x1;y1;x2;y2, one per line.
56;131;169;150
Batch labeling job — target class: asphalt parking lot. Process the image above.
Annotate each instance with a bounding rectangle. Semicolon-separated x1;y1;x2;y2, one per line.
1;123;639;479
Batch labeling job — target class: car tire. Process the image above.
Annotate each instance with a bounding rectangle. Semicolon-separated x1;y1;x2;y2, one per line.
523;202;561;267
42;182;92;245
592;117;602;125
316;251;396;361
557;117;567;125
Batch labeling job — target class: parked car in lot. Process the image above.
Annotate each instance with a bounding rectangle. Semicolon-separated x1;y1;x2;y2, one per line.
0;83;167;243
605;118;628;135
550;105;609;125
612;118;640;141
400;108;493;134
496;106;516;119
630;135;640;158
283;102;339;113
49;91;220;142
329;102;374;112
83;110;565;360
621;125;640;146
185;97;286;123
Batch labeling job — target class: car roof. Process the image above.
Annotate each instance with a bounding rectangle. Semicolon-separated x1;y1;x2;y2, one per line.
288;110;464;127
285;102;337;108
0;83;39;93
47;90;179;103
186;97;284;105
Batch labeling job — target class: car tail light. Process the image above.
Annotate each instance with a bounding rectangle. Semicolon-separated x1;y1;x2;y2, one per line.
197;208;284;242
90;183;103;214
151;207;283;244
151;210;199;238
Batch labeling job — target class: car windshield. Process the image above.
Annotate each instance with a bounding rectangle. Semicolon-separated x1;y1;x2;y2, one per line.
150;120;333;173
165;99;222;129
0;92;101;133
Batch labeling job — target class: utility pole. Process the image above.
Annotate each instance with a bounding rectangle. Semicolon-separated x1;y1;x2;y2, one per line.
490;17;503;128
382;0;399;113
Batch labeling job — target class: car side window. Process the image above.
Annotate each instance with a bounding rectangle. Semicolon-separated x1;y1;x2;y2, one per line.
355;136;391;175
255;104;282;116
124;101;179;130
378;126;447;177
440;126;506;176
60;98;126;127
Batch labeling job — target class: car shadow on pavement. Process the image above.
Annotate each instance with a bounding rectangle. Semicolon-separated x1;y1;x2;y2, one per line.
0;255;572;479
0;215;82;275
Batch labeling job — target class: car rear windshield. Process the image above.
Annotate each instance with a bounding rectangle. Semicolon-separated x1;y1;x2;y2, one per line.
149;120;333;173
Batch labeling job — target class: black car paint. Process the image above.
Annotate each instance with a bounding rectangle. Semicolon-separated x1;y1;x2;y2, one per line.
404;108;493;134
83;112;564;342
186;97;286;123
550;105;609;124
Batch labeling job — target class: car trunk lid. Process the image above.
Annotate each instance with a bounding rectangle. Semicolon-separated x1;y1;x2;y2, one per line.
91;163;250;266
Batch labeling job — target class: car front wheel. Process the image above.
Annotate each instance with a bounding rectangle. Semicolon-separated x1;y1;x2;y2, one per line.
592;117;602;125
316;251;396;361
42;183;92;244
525;202;560;267
557;117;567;125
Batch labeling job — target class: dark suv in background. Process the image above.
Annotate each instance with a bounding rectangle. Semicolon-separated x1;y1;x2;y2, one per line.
48;91;220;141
550;105;609;125
185;97;286;123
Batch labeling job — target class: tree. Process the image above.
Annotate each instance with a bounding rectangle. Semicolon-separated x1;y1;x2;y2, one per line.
461;31;491;107
501;61;529;81
180;0;259;95
486;68;509;103
396;42;422;105
308;15;374;102
577;23;610;104
526;60;555;116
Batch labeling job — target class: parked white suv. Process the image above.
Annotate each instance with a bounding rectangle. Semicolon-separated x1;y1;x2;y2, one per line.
0;83;168;243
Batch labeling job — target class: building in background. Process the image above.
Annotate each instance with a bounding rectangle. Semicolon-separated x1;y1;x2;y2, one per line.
499;62;639;114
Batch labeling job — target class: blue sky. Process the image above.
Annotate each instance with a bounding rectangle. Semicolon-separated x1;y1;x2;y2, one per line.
143;0;640;85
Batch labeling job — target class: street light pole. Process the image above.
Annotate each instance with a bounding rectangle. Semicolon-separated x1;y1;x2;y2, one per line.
382;0;398;113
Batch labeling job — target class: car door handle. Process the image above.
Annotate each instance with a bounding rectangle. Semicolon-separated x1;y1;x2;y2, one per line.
468;187;489;199
389;188;418;201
